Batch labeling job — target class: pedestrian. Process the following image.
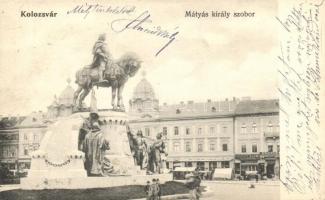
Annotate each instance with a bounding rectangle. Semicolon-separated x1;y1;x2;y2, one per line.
151;179;160;200
156;178;161;200
145;181;151;200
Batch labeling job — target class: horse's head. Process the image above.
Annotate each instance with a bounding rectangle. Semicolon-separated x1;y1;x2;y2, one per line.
117;52;142;77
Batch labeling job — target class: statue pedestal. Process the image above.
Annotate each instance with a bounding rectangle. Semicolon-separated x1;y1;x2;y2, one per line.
99;111;140;175
21;110;149;189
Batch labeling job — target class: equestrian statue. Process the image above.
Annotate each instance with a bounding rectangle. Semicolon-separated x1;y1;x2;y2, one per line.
73;33;142;111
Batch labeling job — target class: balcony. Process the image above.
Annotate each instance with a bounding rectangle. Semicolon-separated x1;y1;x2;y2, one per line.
264;132;279;138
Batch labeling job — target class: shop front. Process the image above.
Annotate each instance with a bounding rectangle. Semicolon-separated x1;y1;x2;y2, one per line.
260;152;279;178
234;154;262;179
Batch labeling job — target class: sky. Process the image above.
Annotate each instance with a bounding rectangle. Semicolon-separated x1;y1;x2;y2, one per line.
0;0;278;116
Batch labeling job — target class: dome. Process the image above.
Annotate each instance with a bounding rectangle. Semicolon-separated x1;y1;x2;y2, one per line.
133;71;156;100
58;79;75;106
133;78;155;100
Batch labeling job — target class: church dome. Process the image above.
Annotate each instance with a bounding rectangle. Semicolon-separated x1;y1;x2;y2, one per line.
133;72;155;100
58;79;75;106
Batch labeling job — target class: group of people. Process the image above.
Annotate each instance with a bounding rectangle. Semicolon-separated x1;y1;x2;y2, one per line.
144;178;162;200
130;130;167;174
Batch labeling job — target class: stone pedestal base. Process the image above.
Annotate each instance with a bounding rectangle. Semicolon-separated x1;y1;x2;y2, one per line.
21;173;172;190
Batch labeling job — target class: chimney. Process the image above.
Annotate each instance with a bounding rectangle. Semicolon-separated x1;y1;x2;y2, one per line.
207;99;211;103
188;100;194;104
225;98;228;101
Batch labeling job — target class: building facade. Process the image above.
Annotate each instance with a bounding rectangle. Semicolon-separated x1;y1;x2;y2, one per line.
234;100;279;178
128;75;279;178
0;80;75;175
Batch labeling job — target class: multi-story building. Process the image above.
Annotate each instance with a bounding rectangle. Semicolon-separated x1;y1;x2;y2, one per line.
0;80;75;174
234;99;279;178
129;74;279;178
0;117;23;175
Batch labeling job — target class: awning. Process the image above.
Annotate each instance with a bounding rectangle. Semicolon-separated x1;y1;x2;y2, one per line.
212;168;233;179
246;170;258;175
173;167;196;172
241;163;258;166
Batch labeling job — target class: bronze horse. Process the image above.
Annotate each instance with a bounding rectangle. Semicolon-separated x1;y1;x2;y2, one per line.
73;52;141;110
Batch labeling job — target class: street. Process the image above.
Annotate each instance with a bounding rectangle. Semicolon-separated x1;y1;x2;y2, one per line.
200;181;280;200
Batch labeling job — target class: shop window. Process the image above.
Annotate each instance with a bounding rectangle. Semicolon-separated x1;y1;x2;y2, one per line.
252;144;258;153
174;127;179;135
221;161;230;168
197;162;205;170
222;144;228;152
185;162;193;167
241;144;246;153
268;145;273;152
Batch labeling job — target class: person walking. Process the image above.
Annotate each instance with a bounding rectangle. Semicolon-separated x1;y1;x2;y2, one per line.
151;179;160;200
145;181;151;200
156;178;161;200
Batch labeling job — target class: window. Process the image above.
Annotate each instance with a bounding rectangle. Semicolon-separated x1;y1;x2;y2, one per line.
186;127;191;135
162;127;168;136
241;144;246;153
174;127;179;135
268;145;273;152
209;127;215;134
198;143;203;152
176;109;181;114
209;143;216;151
197;162;205;170
145;128;150;136
185;162;193;167
252;122;257;133
173;142;180;152
33;133;38;141
24;146;28;156
267;121;273;132
277;145;280;153
252;144;257;153
211;107;216;112
24;134;28;140
222;144;228;152
275;124;279;132
197;127;202;135
241;123;247;134
221;161;230;168
185;142;192;152
222;126;227;134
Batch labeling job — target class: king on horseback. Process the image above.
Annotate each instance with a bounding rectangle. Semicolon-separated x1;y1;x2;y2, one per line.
91;33;117;82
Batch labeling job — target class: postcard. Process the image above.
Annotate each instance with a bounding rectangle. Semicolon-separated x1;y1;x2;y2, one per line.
0;0;324;200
